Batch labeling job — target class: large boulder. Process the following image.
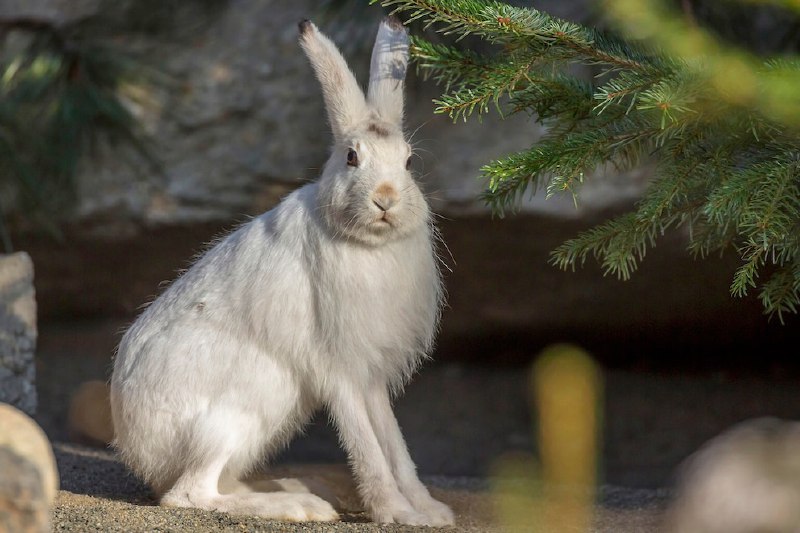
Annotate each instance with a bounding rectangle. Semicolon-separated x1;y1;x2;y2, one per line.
0;403;59;533
0;252;37;415
668;418;800;533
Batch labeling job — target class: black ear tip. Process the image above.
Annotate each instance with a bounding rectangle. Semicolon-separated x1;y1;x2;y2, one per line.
298;19;313;35
383;15;405;31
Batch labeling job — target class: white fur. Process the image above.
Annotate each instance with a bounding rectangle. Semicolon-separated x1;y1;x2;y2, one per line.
368;18;409;125
110;18;454;526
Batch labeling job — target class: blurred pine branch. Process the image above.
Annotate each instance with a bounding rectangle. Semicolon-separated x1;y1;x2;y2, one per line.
0;0;228;251
0;19;143;249
374;0;800;321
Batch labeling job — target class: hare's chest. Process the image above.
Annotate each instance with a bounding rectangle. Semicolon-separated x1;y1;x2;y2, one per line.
318;238;440;352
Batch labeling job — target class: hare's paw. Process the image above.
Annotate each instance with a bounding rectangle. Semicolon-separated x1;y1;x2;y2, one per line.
413;496;455;526
274;492;340;522
402;484;456;526
370;501;430;525
213;492;339;522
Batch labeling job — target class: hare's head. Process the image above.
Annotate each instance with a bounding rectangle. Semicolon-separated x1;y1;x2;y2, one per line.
300;18;428;246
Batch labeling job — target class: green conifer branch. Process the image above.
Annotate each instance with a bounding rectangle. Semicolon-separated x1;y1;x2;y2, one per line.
376;0;800;319
760;261;800;324
550;212;664;280
376;0;655;70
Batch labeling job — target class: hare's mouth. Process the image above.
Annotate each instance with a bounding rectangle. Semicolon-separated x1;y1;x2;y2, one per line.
370;214;395;230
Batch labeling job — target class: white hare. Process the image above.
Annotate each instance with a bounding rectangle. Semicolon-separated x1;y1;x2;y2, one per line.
109;17;454;526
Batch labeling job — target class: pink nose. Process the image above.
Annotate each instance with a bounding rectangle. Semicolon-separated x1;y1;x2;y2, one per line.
372;183;398;211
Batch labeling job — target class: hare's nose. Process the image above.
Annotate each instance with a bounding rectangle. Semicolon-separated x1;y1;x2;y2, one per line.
372;183;398;211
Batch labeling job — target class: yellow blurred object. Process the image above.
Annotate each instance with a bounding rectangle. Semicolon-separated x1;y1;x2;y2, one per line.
491;344;602;532
711;55;758;105
534;344;601;532
490;453;543;531
604;0;800;128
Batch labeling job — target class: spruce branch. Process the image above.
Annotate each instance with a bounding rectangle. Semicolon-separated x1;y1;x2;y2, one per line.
550;212;663;280
760;261;800;324
375;0;655;70
375;0;800;319
410;36;492;91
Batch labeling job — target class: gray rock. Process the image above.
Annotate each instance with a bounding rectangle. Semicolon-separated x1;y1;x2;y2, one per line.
0;252;37;415
0;403;59;533
0;448;48;533
667;418;800;533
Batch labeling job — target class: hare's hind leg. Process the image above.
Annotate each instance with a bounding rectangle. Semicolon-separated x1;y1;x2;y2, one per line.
163;461;339;522
160;414;338;522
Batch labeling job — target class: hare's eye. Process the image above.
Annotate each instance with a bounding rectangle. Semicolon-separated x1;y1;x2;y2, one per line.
347;148;359;167
406;156;412;170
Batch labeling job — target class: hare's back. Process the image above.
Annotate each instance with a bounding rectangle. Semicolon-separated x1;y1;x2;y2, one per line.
115;186;318;372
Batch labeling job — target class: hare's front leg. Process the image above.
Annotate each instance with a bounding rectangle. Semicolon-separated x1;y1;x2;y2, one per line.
366;384;455;526
328;384;430;525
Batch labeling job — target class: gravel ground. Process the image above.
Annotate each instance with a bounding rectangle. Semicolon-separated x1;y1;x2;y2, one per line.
37;319;800;531
53;442;668;532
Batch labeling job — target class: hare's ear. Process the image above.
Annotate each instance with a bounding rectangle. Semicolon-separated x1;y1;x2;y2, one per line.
299;20;367;141
367;17;409;126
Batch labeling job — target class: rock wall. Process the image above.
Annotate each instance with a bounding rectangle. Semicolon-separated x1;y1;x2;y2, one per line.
0;0;100;26
0;253;38;415
3;0;794;234
5;1;796;339
1;0;639;236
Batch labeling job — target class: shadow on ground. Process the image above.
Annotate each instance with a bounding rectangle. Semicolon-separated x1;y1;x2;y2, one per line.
52;442;668;532
37;319;800;489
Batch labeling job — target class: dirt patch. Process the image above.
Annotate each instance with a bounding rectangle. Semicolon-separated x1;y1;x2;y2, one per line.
53;443;666;532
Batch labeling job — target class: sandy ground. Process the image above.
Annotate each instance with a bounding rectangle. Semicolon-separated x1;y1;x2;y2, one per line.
53;442;668;532
37;319;800;531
